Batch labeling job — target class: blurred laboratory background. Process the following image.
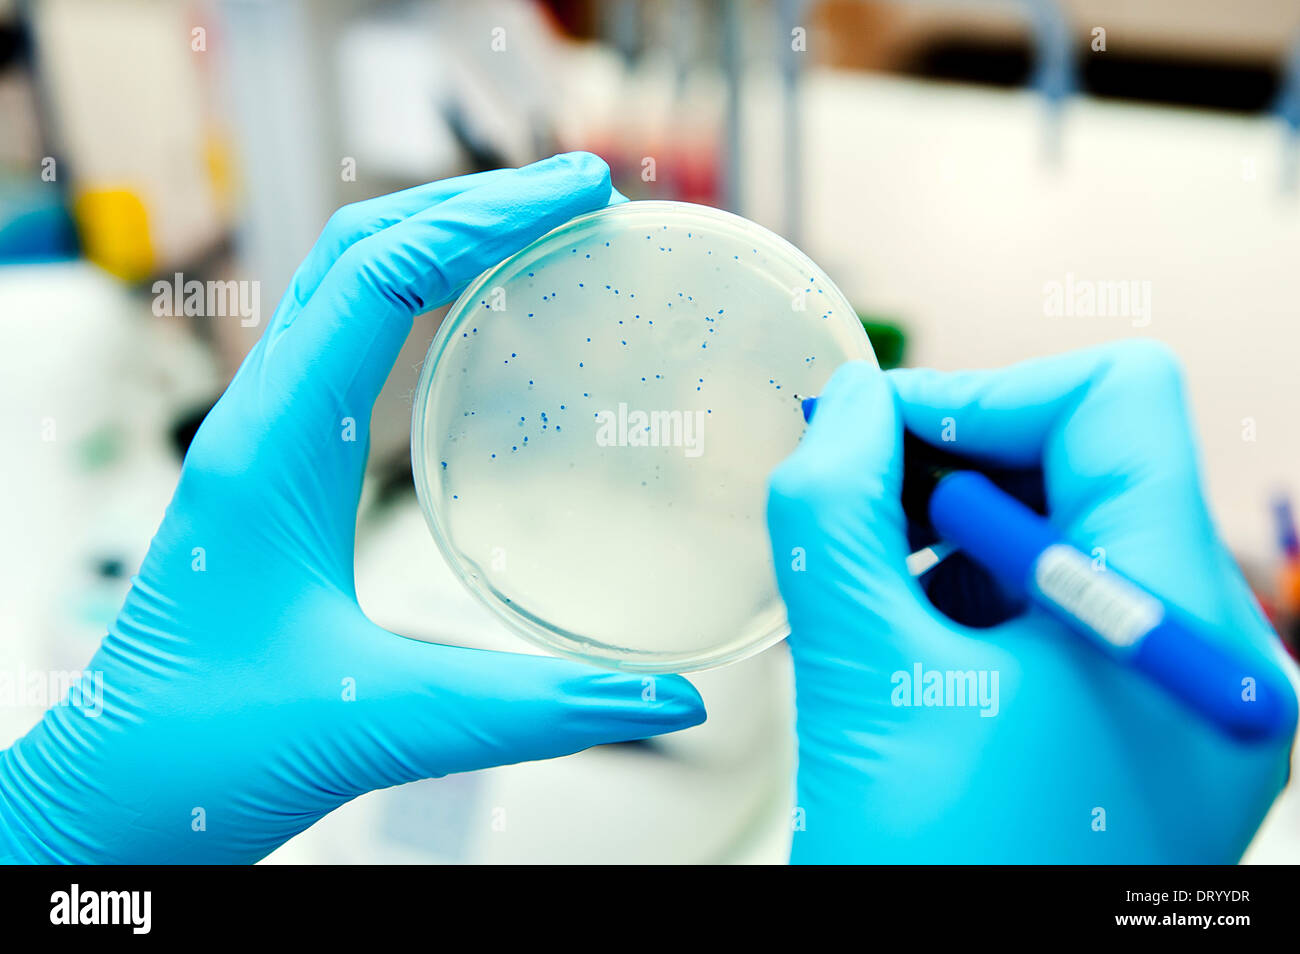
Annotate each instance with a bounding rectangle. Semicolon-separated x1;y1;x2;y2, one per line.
2;0;1300;863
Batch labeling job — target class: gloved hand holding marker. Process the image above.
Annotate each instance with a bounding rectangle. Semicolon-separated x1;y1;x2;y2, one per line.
799;394;1293;742
773;348;1297;863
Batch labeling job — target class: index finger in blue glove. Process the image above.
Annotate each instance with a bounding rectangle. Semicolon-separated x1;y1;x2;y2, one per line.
268;166;534;333
191;153;614;489
768;361;942;669
269;151;614;420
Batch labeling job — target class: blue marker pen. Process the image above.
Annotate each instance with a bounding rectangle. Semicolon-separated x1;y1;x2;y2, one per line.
801;396;1293;742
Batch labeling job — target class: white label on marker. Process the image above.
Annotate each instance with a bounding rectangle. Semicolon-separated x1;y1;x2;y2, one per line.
1032;545;1164;651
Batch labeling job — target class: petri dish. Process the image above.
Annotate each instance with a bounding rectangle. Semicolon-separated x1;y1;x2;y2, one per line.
411;200;874;673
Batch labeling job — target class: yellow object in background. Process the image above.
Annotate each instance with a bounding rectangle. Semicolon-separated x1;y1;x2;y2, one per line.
32;0;232;282
72;188;154;282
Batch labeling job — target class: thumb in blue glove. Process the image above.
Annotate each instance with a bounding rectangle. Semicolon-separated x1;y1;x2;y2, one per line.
769;341;1295;863
0;153;704;864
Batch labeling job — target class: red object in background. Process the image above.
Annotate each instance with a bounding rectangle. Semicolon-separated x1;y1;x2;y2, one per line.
671;141;722;205
574;136;724;207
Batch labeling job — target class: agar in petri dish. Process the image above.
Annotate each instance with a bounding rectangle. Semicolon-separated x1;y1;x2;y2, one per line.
411;200;875;673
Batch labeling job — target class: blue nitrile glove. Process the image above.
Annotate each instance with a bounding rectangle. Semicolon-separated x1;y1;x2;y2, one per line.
768;341;1296;863
0;153;704;864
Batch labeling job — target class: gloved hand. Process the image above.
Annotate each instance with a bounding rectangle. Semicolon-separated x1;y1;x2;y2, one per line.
768;341;1296;863
0;153;704;864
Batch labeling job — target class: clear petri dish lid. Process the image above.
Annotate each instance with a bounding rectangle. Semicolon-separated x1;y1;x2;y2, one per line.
412;200;875;673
